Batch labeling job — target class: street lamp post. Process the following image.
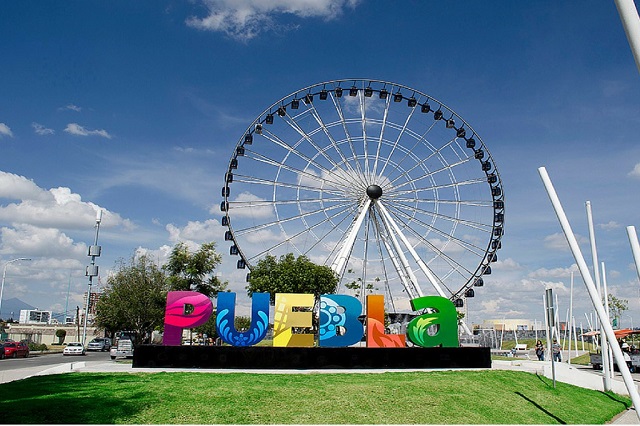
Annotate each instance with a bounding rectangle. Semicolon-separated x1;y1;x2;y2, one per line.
81;210;102;347
0;258;32;320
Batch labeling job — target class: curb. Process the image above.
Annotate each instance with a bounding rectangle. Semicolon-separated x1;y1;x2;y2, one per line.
34;361;86;377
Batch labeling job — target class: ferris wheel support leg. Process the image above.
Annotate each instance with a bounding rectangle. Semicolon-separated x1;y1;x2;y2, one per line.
379;223;421;300
331;199;371;279
380;238;418;300
376;201;446;299
614;0;640;74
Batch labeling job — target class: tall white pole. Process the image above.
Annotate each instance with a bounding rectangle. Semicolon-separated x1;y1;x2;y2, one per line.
614;0;640;74
81;210;102;347
555;293;561;342
627;226;640;283
0;258;31;319
539;167;640;419
569;272;574;363
586;201;612;390
544;293;551;361
571;317;578;356
602;262;615;381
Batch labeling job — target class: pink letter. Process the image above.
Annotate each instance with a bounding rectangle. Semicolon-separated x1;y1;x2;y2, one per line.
163;291;213;346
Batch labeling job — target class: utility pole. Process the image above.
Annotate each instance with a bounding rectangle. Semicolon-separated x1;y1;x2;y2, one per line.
81;210;102;347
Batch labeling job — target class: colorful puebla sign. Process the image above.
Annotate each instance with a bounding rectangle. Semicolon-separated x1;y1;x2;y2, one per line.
163;291;459;348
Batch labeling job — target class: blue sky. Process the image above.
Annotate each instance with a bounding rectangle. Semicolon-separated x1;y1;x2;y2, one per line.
1;1;640;329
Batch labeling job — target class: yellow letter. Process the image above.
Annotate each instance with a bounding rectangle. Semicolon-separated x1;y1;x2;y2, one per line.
273;293;315;347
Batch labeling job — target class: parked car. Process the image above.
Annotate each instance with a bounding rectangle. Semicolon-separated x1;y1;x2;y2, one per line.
4;341;29;358
87;337;112;351
0;342;5;359
110;337;134;360
63;342;85;356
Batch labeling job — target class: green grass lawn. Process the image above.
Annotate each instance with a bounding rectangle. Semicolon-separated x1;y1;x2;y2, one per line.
0;370;630;424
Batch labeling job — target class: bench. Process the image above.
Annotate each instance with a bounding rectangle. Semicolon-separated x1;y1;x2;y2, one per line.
514;344;528;352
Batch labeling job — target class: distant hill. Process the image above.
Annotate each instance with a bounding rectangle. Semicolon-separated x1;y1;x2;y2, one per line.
0;297;36;320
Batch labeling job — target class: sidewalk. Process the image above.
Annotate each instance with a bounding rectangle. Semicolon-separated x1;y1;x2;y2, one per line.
2;358;639;424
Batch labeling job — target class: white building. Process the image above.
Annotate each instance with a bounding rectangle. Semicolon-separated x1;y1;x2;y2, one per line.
19;309;52;325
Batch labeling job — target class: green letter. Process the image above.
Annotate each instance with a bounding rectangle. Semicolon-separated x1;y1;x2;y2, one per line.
406;296;459;348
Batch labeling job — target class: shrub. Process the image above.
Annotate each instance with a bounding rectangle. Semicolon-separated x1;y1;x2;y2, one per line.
27;342;48;352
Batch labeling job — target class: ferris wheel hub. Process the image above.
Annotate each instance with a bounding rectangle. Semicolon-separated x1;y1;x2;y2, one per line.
366;184;383;200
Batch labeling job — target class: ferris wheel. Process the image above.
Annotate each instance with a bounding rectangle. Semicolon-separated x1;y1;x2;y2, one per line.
220;79;504;312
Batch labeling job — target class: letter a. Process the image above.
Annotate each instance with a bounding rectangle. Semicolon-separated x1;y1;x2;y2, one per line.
406;296;459;348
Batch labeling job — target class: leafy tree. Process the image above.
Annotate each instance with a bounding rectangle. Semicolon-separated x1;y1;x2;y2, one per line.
95;254;168;344
247;253;339;303
234;315;252;331
608;294;628;328
55;329;66;345
164;242;227;297
344;274;380;298
194;312;218;341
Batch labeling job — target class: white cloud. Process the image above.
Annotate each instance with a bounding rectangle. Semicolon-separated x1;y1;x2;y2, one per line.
0;171;133;231
629;163;640;178
59;104;82;112
166;219;222;246
31;122;55;136
598;220;620;231
64;123;112;139
543;232;588;251
0;223;86;259
186;0;360;41
528;265;578;279
0;123;13;138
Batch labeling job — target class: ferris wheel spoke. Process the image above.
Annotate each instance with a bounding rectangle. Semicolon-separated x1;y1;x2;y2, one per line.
304;103;366;186
278;111;365;186
377;96;420;179
379;119;440;181
388;152;474;191
256;131;355;190
244;146;350;192
388;176;488;196
232;173;348;198
243;200;358;263
230;196;350;212
391;199;494;234
329;91;367;180
386;203;487;265
387;195;493;208
371;93;392;178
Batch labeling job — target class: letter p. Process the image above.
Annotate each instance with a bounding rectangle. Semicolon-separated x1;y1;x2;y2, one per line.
163;291;213;346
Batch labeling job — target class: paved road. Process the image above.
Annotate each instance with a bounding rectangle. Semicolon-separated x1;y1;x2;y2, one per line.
0;350;111;372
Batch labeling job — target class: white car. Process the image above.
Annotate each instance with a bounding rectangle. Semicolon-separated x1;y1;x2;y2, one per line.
63;342;85;356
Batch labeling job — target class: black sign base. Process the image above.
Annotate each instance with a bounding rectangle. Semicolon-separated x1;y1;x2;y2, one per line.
133;345;491;369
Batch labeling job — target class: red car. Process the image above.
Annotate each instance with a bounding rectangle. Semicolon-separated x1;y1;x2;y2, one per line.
4;341;29;358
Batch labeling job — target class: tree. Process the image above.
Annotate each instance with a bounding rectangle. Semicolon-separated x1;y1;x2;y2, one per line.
55;329;66;345
608;294;628;328
246;253;339;303
164;242;227;297
344;271;380;298
94;254;168;344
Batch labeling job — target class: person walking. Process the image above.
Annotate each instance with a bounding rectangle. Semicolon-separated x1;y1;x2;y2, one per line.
552;339;562;362
535;340;545;361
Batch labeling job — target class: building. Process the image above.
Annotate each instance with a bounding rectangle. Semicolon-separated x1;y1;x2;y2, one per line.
19;309;52;325
5;323;102;345
84;291;102;315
